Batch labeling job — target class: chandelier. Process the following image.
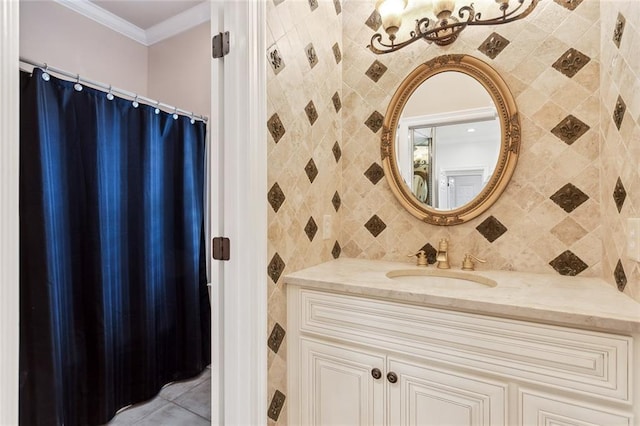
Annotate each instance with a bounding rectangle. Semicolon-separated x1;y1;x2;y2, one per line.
368;0;540;54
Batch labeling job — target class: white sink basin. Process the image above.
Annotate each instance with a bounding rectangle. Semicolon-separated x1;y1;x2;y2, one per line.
386;269;497;289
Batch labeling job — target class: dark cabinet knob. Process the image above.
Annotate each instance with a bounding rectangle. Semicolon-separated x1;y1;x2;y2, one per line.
371;368;382;379
387;372;398;383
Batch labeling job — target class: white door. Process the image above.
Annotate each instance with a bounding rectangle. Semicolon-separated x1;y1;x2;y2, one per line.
447;173;484;209
300;338;385;426
387;357;507;426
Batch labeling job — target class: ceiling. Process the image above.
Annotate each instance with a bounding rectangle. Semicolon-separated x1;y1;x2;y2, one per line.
90;0;204;30
55;0;209;46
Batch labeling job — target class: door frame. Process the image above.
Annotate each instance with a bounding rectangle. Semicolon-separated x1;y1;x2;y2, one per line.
210;1;268;424
0;0;20;423
0;1;267;424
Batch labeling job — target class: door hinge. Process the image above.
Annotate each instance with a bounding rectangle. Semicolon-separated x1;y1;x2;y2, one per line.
212;31;230;59
212;237;230;261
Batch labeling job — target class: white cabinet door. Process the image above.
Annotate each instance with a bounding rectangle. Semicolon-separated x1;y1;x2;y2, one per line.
520;390;632;426
300;338;385;426
387;357;507;426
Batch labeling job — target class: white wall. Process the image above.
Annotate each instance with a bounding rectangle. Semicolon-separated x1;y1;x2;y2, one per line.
148;22;211;119
20;0;149;95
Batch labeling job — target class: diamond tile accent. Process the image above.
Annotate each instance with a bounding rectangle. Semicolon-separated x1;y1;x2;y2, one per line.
305;43;318;68
267;44;285;75
549;250;588;276
613;13;626;48
364;162;385;185
550;115;590;145
267;113;286;143
333;0;341;15
332;191;341;211
478;32;510;59
332;92;342;112
267;323;286;353
268;252;285;284
552;48;590;78
332;241;341;259
364;215;386;237
332;42;342;64
365;111;384;133
613;177;626;213
614;259;627;291
305;158;319;183
332;141;342;162
268;390;286;421
304;216;318;241
305;101;318;125
613;95;626;130
365;60;388;83
419;243;438;265
476;216;508;243
550;183;589;213
308;0;318;11
268;182;286;213
365;10;382;31
553;0;583;11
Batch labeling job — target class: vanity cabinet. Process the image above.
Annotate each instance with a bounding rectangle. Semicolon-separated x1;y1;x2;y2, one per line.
299;338;505;425
287;286;635;426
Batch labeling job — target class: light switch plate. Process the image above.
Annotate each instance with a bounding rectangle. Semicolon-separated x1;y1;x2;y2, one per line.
627;218;640;262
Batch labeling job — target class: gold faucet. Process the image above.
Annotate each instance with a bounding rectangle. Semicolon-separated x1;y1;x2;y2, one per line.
436;238;450;269
409;250;428;267
461;254;486;271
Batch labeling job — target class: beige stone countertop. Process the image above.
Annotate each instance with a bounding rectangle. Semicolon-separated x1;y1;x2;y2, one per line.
284;258;640;335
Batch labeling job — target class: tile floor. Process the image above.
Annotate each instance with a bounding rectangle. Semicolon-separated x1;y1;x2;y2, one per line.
106;367;211;425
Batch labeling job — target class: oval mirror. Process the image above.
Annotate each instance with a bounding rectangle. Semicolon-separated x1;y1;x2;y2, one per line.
381;54;520;225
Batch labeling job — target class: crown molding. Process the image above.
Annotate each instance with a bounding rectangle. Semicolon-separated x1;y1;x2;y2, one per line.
52;0;210;47
53;0;147;45
146;1;210;45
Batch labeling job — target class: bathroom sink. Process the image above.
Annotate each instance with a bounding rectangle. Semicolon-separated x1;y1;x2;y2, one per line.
386;269;497;289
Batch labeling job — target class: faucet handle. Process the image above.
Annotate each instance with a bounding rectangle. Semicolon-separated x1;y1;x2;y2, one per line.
462;253;486;271
408;250;428;267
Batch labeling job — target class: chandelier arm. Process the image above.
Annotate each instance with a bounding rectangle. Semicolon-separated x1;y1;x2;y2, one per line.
468;0;538;26
368;32;429;54
367;0;539;54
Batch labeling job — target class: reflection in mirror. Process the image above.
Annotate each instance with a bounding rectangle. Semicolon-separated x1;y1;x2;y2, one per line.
396;71;500;211
381;54;520;225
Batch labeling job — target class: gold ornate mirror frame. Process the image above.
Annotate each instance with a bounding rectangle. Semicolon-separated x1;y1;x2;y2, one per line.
381;54;520;225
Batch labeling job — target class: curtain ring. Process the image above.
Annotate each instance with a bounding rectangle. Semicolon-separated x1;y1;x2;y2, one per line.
190;113;196;125
132;95;139;108
41;63;50;81
172;108;178;120
106;85;114;101
154;101;160;115
74;74;83;92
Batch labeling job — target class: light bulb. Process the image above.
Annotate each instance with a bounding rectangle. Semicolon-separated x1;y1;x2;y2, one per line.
376;0;408;40
432;0;456;19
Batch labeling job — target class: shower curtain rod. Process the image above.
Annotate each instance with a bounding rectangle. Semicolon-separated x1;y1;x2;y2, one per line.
19;57;208;123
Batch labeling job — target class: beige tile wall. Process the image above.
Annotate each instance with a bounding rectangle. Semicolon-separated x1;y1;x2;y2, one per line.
266;0;640;422
600;0;640;301
266;0;342;423
341;0;602;277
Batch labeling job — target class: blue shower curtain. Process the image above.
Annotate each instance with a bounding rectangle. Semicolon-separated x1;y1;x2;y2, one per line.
19;69;211;426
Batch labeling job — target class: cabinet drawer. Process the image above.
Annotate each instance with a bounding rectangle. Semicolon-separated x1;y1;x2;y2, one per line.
295;289;632;402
